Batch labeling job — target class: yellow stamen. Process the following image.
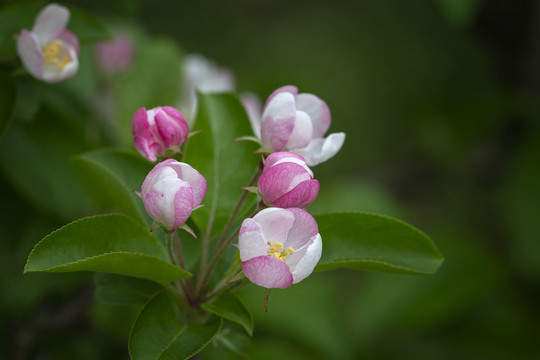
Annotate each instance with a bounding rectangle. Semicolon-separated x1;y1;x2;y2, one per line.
267;241;295;262
42;39;71;70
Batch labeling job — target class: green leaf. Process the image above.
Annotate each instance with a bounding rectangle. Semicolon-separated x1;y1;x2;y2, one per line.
24;214;191;284
72;149;152;225
183;93;259;237
115;38;182;145
202;292;253;336
94;272;162;305
0;71;16;139
129;292;222;360
0;108;95;221
314;212;443;274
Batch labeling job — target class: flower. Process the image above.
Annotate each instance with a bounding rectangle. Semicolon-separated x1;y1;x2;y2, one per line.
258;152;319;208
141;159;207;231
179;54;235;124
132;106;189;162
247;85;345;166
16;4;79;83
95;31;134;72
238;208;322;289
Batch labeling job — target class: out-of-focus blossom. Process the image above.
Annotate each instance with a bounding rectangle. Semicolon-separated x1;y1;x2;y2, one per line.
238;208;322;289
95;32;134;72
247;86;345;166
141;159;207;231
258;152;319;208
179;54;235;123
132;106;189;162
17;4;79;83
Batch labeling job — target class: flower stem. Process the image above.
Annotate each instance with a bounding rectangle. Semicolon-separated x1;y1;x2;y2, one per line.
196;160;263;298
167;230;197;307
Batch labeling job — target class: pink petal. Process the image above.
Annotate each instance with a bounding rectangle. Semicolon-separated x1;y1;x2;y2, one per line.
264;151;306;169
132;107;149;135
172;185;195;229
261;92;297;151
143;178;189;229
141;162;178;197
32;4;70;44
263;85;298;111
155;110;185;148
289;234;322;284
294;132;346;166
252;208;294;245
270;179;319;208
242;256;293;289
169;162;207;207
284;208;319;250
54;29;79;55
238;218;268;261
285;110;313;150
17;30;43;80
258;162;311;204
133;135;157;162
295;93;331;138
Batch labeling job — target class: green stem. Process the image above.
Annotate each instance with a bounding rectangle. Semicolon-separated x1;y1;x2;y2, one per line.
167;230;197;307
195;160;263;298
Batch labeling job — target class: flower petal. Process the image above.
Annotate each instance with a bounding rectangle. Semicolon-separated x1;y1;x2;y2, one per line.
132;107;149;136
172;184;195;229
144;177;189;229
252;208;294;245
32;4;70;44
41;42;78;83
271;179;319;209
289;234;322;284
17;30;43;80
285;110;313;150
141;161;178;197
263;85;298;111
295;93;331;138
155;109;187;148
294;132;346;166
168;162;207;207
134;135;158;162
242;256;293;289
261;92;296;151
258;162;311;203
240;92;262;139
238;218;268;261
54;28;79;54
284;208;319;249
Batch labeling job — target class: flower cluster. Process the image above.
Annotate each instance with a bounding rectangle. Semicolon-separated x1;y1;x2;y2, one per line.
134;84;342;290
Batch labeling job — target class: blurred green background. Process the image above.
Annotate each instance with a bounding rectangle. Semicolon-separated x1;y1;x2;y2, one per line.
1;0;539;359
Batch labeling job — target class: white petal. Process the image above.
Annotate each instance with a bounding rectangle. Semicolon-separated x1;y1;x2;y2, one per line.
253;208;294;245
238;219;268;261
32;4;70;44
17;30;43;80
295;93;331;138
285;110;313;150
289;234;322;284
294;132;345;166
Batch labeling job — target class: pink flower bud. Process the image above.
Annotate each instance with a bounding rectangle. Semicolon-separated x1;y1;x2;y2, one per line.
258;152;319;208
238;208;322;289
141;159;207;230
17;4;79;83
95;32;134;72
254;85;345;166
132;106;189;162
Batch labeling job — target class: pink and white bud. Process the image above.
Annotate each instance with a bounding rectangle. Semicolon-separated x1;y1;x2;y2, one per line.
254;86;345;166
141;159;207;230
238;208;322;289
132;106;189;162
95;31;134;72
258;152;319;208
16;4;79;83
